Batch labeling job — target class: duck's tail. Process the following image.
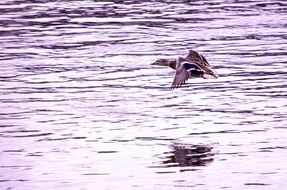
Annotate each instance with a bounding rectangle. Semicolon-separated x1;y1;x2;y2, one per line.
204;69;219;78
197;65;219;79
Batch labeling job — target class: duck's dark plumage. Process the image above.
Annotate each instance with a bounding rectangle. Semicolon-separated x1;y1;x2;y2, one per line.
183;62;201;71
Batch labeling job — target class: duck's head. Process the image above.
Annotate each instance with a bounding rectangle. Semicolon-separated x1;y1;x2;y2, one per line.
151;59;176;69
151;59;170;66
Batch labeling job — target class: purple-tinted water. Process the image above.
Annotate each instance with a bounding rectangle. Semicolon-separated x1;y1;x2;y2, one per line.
0;0;286;189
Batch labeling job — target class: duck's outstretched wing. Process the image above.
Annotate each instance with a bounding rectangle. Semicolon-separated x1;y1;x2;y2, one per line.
186;50;219;78
186;50;210;67
171;64;190;90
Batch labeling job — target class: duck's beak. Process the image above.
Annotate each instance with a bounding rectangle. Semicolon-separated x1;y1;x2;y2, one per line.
150;62;156;65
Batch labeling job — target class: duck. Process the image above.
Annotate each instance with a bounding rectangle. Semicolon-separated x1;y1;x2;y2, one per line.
151;50;218;89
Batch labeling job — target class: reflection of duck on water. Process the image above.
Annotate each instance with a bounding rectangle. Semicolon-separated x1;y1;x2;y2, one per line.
151;50;218;89
162;142;214;167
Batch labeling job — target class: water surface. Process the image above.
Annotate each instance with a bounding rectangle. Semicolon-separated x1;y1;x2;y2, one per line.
0;0;287;189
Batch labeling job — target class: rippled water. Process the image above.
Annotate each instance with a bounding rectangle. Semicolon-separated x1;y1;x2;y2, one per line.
1;0;287;189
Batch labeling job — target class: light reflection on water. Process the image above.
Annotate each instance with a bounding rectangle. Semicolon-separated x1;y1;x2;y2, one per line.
0;0;287;189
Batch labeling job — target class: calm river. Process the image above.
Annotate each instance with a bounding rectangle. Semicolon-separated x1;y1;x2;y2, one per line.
0;0;286;189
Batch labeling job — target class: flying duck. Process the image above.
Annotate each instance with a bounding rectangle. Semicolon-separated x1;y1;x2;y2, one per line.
151;50;218;89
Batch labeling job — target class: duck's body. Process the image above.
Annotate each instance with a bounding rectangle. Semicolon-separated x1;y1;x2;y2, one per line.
171;57;204;89
151;49;218;89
